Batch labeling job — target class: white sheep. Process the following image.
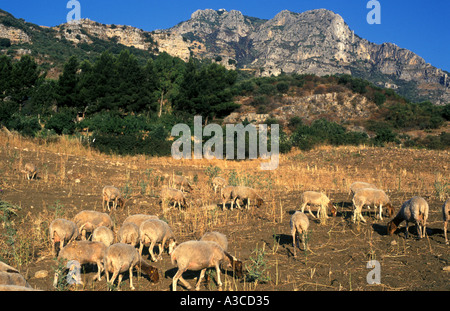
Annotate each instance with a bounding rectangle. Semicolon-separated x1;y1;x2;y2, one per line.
118;222;140;247
21;162;37;180
349;181;377;196
231;186;264;210
138;219;176;262
102;186;125;211
290;211;310;256
73;210;113;240
92;226;115;247
49;218;79;256
200;231;228;251
352;188;394;223
160;186;188;209
170;240;243;291
53;240;107;287
212;177;227;195
387;196;429;239
299;191;336;219
104;243;159;290
443;198;450;244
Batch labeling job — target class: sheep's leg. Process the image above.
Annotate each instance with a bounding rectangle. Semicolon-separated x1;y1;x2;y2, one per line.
235;197;242;210
138;240;144;257
302;232;307;251
195;268;207;290
117;274;124;291
58;240;64;256
172;268;191;291
292;231;297;257
95;261;103;281
214;263;223;288
149;240;157;261
307;205;317;219
378;204;383;221
129;266;135;290
157;239;165;260
444;221;448;245
405;221;409;239
247;198;250;209
109;270;119;290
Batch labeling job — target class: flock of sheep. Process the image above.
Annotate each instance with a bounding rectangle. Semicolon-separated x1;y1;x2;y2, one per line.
0;163;449;291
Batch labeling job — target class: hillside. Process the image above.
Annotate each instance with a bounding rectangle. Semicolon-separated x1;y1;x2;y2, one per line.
1;8;449;104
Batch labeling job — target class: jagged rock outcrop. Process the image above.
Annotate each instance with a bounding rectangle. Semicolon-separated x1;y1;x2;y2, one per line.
166;8;450;105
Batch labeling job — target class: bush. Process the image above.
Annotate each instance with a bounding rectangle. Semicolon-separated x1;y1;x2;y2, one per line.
276;82;289;94
6;114;41;137
45;109;76;135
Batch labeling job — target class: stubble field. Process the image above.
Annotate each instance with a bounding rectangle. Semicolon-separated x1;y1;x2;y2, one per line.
0;132;448;291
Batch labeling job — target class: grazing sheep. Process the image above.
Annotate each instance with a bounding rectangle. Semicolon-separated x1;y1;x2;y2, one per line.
290;211;310;256
105;243;159;290
200;231;228;251
139;219;176;262
387;196;429;239
231;186;264;210
349;181;377;196
102;186;125;211
443;198;450;244
53;240;107;287
73;210;113;240
92;226;115;247
171;240;243;291
170;175;193;192
49;218;79;256
160;186;188;209
0;261;31;288
352;188;394;223
221;186;236;210
212;177;227;195
299;191;336;219
118;223;140;247
21;162;37;180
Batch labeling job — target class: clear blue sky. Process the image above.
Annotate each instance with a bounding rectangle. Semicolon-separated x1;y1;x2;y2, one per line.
1;0;449;71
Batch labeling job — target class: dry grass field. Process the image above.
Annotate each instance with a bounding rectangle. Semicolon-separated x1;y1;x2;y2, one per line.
0;131;448;291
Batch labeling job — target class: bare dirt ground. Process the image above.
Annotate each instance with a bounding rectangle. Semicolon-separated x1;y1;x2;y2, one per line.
0;133;448;291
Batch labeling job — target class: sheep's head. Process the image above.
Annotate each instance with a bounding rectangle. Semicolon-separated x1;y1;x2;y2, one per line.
386;220;397;236
328;202;337;217
256;198;264;208
143;265;159;283
385;203;394;218
166;238;177;255
232;259;244;278
223;253;244;278
118;197;126;209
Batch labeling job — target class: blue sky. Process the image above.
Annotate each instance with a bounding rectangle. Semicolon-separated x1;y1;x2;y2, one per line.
1;0;449;71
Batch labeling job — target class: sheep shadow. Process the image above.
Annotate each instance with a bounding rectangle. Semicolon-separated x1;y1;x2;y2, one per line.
164;266;240;291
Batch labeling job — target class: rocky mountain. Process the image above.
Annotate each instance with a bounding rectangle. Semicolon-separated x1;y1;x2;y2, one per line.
165;8;450;105
1;8;449;104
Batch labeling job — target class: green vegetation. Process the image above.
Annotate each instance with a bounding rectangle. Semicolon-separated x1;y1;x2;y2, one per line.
0;47;448;155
